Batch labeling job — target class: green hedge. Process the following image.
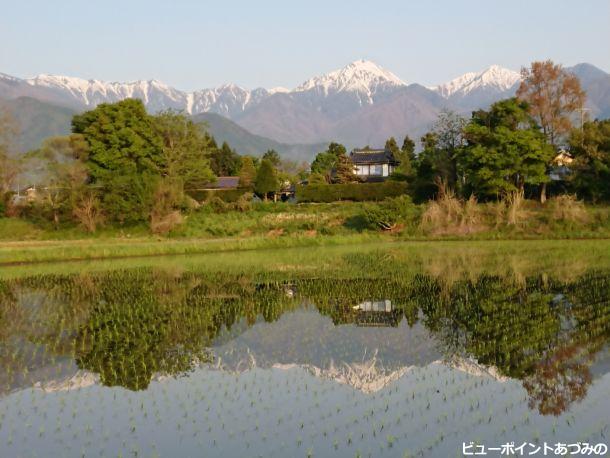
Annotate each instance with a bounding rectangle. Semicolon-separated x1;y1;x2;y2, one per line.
296;181;408;203
186;188;249;203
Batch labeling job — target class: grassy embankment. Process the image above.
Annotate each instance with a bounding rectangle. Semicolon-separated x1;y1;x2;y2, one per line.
0;199;608;265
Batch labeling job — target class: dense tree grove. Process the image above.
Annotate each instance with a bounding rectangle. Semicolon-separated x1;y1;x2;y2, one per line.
459;98;554;198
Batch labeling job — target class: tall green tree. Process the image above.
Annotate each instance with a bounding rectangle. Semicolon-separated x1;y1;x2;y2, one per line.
72;99;163;223
568;119;610;202
238;156;257;189
384;137;400;157
72;99;163;180
151;111;215;231
153;111;215;188
254;159;278;200
0;108;20;195
459;98;554;197
401;135;416;160
210;142;241;176
262;149;281;167
334;153;357;184
412;132;445;201
432;110;467;191
310;142;348;183
391;135;416;180
326;142;347;157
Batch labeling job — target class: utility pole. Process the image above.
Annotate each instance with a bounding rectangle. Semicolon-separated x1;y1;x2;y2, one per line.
575;107;591;147
576;107;591;131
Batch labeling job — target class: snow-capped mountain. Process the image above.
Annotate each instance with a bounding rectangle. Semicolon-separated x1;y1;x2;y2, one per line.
2;60;409;116
429;64;522;112
2;60;609;156
295;59;406;103
189;84;271;118
26;74;187;113
432;64;521;98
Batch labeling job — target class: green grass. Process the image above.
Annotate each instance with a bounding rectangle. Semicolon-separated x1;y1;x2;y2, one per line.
0;233;386;265
2;238;609;280
0;200;609;265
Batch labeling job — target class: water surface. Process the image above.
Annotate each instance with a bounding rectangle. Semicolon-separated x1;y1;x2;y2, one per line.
0;241;608;457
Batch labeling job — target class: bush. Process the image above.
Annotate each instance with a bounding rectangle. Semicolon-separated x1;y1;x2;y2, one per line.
73;192;104;233
207;196;230;214
420;186;483;235
363;196;418;231
363;206;397;230
150;210;183;235
548;194;590;224
235;192;253;212
296;181;407;203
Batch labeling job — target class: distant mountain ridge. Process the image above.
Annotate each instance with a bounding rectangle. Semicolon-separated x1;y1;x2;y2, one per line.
2;60;609;157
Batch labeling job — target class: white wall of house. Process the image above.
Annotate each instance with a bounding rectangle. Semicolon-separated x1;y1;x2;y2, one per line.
354;164;392;177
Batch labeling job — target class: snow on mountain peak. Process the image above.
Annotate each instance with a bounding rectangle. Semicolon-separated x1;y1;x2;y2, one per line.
6;62;525;118
295;59;406;95
433;65;521;98
268;86;289;95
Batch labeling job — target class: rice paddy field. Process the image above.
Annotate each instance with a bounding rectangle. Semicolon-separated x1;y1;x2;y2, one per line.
0;240;608;457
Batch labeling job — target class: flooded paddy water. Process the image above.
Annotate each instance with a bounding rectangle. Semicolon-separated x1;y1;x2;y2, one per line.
0;240;608;457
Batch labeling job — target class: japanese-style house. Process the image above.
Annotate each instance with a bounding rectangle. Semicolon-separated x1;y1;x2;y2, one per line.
352;300;401;327
350;148;400;182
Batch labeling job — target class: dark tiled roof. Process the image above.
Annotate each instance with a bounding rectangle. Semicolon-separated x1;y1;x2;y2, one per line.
204;176;240;189
350;149;398;164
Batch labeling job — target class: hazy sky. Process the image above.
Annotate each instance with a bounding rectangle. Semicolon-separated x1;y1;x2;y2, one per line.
1;0;608;91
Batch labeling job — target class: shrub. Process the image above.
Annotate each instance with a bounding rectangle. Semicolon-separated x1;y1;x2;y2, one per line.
149;179;184;235
235;192;254;212
150;210;183;235
549;194;590;224
73;192;104;233
363;206;398;231
505;190;525;226
207;196;230;214
296;181;407;203
420;186;483;235
362;195;418;231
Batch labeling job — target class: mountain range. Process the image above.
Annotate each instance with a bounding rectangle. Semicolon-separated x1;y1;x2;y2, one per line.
1;60;609;159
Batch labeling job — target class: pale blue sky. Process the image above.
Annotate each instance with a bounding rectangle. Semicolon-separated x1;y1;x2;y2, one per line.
1;0;608;91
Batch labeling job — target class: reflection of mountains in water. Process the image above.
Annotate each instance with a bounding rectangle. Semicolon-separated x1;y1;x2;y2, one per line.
1;268;608;415
212;306;442;373
212;350;508;393
208;302;509;393
25;354;508;395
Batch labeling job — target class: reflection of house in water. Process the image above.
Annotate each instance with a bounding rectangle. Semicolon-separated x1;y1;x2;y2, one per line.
352;300;400;327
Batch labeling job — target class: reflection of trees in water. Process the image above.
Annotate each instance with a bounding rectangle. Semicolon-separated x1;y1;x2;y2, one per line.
410;272;609;416
523;342;592;416
0;269;607;414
